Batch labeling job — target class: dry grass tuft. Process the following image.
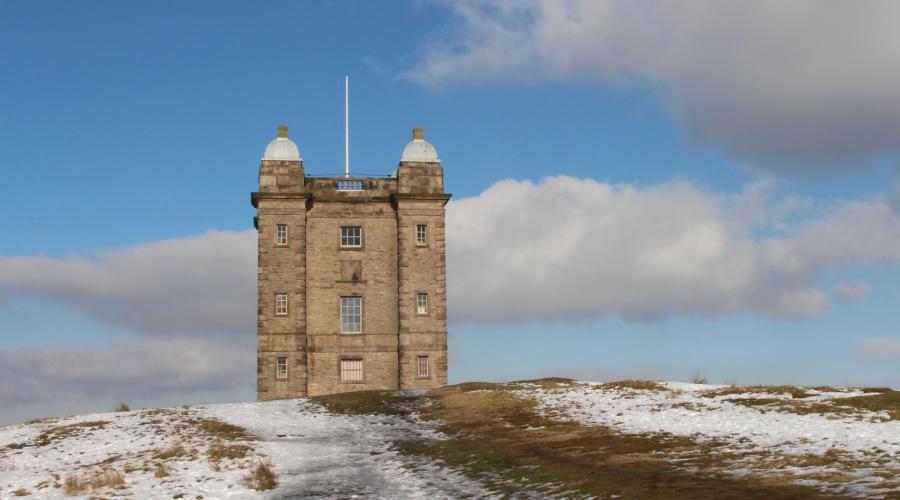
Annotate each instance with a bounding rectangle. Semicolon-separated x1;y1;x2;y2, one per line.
63;473;85;495
63;467;124;495
861;387;891;393
23;417;58;425
509;377;576;389
11;488;30;496
703;385;812;399
692;372;709;385
11;420;109;450
154;443;187;460
838;390;899;420
454;382;505;393
114;403;130;412
207;443;251;461
242;460;278;491
190;419;254;441
602;380;668;391
154;463;169;478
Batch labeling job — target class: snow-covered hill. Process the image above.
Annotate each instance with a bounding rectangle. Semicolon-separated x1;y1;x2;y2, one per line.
0;398;485;499
1;381;897;498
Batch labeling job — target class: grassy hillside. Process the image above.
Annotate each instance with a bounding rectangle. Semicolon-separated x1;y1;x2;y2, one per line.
1;379;897;498
316;380;898;499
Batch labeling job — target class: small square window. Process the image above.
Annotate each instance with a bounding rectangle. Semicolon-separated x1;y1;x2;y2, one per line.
416;293;428;315
275;293;288;316
417;356;430;378
340;359;363;382
275;224;288;246
415;224;428;246
276;357;288;379
340;226;362;248
340;296;362;333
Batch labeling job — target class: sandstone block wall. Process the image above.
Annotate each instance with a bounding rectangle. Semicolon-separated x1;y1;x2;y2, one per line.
254;158;449;399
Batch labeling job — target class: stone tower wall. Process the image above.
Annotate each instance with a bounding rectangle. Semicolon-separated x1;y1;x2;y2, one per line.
255;159;309;400
396;195;449;389
305;199;400;396
253;131;449;400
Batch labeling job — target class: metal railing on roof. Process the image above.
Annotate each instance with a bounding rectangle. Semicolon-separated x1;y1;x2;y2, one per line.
305;173;396;179
337;180;364;191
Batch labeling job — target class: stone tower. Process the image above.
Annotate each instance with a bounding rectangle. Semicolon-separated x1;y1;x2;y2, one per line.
252;125;449;399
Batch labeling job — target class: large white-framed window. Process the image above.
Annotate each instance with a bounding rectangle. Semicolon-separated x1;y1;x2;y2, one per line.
275;293;288;316
340;226;362;248
416;293;428;315
340;296;362;333
275;224;288;246
276;357;288;379
417;356;430;378
340;359;364;382
415;224;428;246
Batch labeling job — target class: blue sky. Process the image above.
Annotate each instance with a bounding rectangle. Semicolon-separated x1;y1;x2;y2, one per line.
1;1;899;424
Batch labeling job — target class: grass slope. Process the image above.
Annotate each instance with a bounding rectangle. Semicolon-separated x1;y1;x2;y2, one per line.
316;379;867;499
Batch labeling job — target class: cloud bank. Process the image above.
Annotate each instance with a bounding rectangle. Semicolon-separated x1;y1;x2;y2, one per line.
447;176;900;322
0;230;256;337
0;338;253;409
2;177;899;414
1;180;898;329
854;338;900;359
406;0;900;169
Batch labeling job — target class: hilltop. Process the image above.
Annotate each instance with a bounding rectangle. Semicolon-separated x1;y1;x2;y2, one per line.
1;380;897;498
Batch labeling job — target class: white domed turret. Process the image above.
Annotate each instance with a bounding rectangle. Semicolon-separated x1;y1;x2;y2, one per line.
262;125;301;161
400;127;439;163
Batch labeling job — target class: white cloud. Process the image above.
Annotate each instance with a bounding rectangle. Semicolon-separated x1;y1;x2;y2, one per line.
446;176;900;322
832;281;871;305
407;0;900;169
1;180;899;330
0;338;253;408
0;230;256;336
853;338;900;358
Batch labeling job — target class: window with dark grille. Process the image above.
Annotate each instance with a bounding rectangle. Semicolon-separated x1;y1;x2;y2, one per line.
340;359;363;382
340;226;362;248
416;224;428;246
275;293;288;316
416;293;428;315
417;356;430;378
340;297;362;333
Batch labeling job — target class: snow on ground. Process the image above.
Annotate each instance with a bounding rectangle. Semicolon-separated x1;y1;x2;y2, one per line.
0;399;490;499
199;399;489;499
520;381;899;498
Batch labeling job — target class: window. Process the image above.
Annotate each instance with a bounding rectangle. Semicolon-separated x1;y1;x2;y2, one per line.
276;357;288;379
340;226;362;248
340;296;362;333
416;293;428;315
340;359;363;382
417;356;430;378
415;224;428;246
275;224;288;246
275;293;288;316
